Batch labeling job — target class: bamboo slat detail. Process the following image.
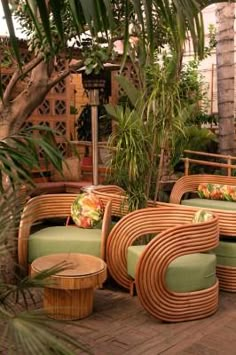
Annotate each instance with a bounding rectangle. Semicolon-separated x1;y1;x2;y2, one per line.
168;174;236;292
92;185;156;217
169;174;236;237
18;194;112;272
31;253;107;320
106;206;219;322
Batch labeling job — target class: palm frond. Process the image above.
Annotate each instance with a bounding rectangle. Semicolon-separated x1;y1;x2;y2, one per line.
2;0;217;65
0;187;90;354
0;126;63;192
1;310;90;354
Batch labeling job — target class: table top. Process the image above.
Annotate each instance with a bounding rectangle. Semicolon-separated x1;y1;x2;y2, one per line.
31;253;106;278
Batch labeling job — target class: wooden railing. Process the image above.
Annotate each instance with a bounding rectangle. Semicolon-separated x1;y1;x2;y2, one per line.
181;150;236;176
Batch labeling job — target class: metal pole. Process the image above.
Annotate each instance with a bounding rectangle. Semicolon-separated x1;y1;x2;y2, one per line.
89;89;100;186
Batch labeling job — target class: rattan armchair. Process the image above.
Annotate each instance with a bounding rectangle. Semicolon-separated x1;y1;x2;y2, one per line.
18;194;111;272
106;206;219;322
167;174;236;292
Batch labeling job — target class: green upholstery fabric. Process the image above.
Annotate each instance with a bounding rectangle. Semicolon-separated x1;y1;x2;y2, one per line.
181;198;236;211
213;240;236;267
28;226;102;263
127;245;216;293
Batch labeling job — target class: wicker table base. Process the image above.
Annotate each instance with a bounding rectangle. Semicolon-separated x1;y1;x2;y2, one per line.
31;253;107;320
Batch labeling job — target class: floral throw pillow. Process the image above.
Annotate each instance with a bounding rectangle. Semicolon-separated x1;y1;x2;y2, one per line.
71;193;103;228
197;183;236;202
192;209;214;223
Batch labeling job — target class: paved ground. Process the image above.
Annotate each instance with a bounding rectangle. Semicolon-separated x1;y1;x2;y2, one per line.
56;282;236;355
3;278;236;354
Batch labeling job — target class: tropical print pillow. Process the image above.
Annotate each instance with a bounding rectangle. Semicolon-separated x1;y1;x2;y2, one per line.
197;183;236;202
192;209;214;223
71;193;103;228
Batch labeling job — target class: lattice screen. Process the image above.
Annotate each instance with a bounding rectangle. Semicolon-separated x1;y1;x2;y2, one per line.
1;54;74;162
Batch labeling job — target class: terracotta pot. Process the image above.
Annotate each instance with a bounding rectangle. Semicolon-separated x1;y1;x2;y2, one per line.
82;156;92;166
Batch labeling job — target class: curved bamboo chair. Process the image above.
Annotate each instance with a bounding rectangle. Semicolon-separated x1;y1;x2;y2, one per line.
92;185;129;217
93;185;156;217
106;207;219;322
169;174;236;237
168;174;236;292
18;194;111;272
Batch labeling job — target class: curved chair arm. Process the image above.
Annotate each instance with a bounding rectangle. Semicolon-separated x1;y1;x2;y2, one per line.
93;185;126;194
106;206;213;290
135;215;219;322
93;185;156;217
100;199;111;260
169;174;236;204
93;185;129;217
18;194;112;270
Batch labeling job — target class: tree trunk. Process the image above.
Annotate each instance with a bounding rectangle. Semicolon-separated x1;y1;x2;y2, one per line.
0;60;55;139
216;3;235;155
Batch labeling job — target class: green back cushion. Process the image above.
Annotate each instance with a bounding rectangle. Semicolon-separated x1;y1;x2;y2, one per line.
28;226;102;263
127;245;216;293
181;198;236;211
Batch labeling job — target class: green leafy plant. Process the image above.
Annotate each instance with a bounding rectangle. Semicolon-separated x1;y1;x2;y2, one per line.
0;126;89;354
105;96;150;210
0;126;63;192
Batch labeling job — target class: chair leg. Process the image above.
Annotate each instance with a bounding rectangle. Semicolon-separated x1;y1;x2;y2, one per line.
129;280;136;297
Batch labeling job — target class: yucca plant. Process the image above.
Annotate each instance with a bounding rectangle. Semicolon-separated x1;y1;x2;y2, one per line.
105;103;150;210
105;75;151;210
105;52;196;204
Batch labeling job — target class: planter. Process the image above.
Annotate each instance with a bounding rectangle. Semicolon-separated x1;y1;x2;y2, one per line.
82;156;93;166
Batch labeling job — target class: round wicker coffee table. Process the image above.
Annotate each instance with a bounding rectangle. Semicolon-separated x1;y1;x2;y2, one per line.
31;253;107;320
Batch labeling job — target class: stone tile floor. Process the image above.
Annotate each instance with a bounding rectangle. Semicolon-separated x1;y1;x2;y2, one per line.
2;279;236;354
28;282;236;354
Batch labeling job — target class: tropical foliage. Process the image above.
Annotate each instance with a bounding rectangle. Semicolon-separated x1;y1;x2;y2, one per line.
0;0;233;351
0;126;89;353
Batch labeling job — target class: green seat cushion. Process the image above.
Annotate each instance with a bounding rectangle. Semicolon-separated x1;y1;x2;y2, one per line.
127;245;216;293
181;198;236;211
28;226;102;263
213;240;236;267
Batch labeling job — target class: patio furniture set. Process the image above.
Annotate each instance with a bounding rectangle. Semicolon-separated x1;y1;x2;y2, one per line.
17;173;236;322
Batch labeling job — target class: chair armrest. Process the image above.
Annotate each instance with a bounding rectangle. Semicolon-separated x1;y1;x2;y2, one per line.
135;214;219;322
18;194;78;271
106;206;210;290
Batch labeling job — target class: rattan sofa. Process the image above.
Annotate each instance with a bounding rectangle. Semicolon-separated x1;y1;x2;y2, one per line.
18;194;112;273
106;206;219;322
167;174;236;292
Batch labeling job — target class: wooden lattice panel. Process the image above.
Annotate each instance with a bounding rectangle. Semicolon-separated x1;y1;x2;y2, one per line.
57;142;67;156
54;79;66;94
38;99;51;115
55;100;66;115
55;121;66;135
55;56;66;72
21;121;33;132
39;121;50;128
